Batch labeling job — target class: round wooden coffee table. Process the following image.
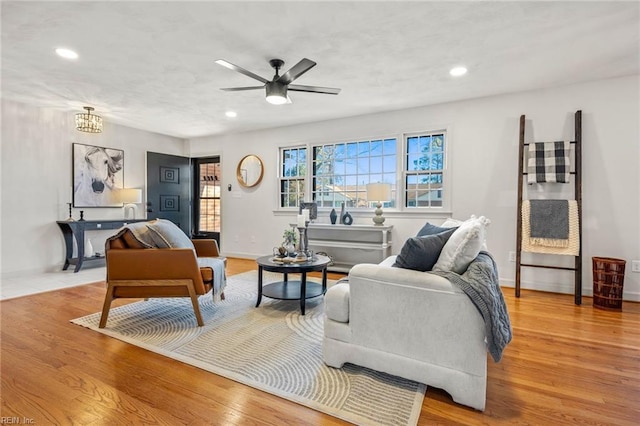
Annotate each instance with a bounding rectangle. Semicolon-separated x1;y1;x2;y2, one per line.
255;254;331;315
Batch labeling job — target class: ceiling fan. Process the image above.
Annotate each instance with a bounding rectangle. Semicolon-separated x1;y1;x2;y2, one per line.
215;58;341;105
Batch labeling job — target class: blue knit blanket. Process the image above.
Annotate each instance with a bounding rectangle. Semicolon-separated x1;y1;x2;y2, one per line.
433;252;512;362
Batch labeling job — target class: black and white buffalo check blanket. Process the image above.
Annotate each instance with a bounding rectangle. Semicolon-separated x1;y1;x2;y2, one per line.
527;141;571;184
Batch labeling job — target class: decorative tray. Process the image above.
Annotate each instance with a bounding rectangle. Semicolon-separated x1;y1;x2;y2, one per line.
270;256;312;264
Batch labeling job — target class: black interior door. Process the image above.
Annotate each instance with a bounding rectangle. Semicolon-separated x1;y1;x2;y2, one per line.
146;152;191;235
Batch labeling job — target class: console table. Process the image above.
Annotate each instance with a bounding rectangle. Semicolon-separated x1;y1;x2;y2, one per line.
56;219;146;272
305;224;393;273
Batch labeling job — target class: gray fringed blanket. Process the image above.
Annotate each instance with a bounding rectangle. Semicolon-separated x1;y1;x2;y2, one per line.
433;252;512;362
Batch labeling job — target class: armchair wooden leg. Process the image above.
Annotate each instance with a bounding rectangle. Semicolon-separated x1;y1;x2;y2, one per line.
99;284;116;328
186;282;204;327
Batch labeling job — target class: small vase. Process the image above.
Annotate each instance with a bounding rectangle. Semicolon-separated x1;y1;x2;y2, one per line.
330;208;337;224
339;202;345;224
85;238;94;257
342;212;353;225
285;242;296;257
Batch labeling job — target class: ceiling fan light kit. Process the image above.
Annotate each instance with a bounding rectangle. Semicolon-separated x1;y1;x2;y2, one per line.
216;57;341;104
266;82;288;105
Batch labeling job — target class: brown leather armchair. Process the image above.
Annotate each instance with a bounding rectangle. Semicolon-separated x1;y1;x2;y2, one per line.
99;227;226;328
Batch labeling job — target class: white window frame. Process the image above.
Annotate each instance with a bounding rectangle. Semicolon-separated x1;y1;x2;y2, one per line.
402;129;451;212
278;146;307;209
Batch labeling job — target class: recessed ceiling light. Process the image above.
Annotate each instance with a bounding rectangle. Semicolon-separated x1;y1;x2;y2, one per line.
225;111;237;118
55;48;78;59
449;66;467;77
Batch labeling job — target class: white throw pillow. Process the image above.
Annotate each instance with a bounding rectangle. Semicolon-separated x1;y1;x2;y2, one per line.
433;216;490;274
441;217;464;228
442;215;489;251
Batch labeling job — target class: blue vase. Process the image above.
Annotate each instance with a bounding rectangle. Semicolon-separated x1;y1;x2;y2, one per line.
330;208;337;224
342;212;353;225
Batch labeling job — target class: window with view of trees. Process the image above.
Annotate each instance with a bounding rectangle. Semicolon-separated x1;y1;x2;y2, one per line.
280;147;307;208
405;132;445;207
311;139;397;208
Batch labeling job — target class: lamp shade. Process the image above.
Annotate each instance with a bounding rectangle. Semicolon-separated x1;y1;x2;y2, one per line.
118;188;142;204
366;183;392;202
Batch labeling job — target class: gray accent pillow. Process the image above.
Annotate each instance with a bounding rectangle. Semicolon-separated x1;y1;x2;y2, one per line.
146;219;194;249
416;222;453;237
393;227;457;272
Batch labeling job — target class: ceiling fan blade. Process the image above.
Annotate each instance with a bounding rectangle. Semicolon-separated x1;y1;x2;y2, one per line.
277;58;317;85
215;59;269;84
288;84;341;95
220;86;264;91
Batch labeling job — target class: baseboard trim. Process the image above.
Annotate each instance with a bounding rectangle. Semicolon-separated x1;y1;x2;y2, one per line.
499;277;640;302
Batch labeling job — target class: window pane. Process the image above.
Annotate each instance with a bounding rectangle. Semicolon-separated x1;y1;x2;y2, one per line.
407;153;421;171
419;135;431;152
432;153;443;170
407;136;419;153
357;157;368;174
431;134;444;151
370;156;383;173
370;140;382;156
357;141;370;155
383;139;396;154
383;155;396;173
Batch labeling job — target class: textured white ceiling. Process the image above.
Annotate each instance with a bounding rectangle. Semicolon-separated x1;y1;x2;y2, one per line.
2;1;638;138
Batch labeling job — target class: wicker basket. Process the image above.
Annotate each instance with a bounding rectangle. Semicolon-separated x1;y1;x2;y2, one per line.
592;257;626;311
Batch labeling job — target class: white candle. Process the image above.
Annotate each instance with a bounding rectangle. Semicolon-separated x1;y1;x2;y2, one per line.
297;214;306;228
303;209;310;222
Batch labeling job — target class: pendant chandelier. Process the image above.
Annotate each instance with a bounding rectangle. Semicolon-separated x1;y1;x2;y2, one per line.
75;106;103;133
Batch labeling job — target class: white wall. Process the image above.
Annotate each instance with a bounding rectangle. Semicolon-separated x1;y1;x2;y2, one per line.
0;100;188;277
190;75;640;301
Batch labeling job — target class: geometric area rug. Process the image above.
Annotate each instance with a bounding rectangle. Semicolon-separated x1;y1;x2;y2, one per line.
71;270;426;426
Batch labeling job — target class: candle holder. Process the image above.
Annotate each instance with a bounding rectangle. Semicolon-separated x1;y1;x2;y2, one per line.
79;210;85;221
296;221;310;260
66;202;75;221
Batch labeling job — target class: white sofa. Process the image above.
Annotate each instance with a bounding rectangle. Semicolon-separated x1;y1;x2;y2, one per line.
323;256;488;411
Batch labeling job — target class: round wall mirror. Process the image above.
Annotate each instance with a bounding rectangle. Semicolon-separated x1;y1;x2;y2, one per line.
237;154;264;188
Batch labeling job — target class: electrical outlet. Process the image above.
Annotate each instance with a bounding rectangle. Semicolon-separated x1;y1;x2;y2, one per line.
632;260;640;273
250;236;256;244
509;251;516;262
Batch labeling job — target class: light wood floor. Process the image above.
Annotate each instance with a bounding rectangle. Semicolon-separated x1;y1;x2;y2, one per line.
2;258;639;425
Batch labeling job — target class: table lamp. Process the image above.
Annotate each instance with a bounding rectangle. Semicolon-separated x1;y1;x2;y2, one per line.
366;183;392;226
119;188;142;219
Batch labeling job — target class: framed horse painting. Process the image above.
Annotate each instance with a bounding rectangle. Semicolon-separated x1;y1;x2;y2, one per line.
73;143;124;207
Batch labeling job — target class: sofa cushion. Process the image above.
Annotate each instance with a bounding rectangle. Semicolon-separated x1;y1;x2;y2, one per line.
433;216;490;274
325;282;350;323
393;228;456;272
416;222;453;237
146;219;195;249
